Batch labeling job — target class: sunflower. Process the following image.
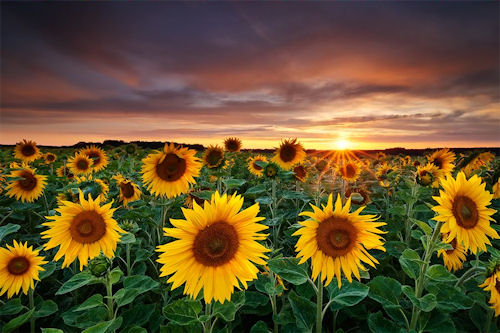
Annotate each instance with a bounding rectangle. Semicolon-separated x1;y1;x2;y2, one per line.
437;234;467;272
375;152;386;161
43;152;57;164
432;172;498;254
0;241;47;298
224;137;242;152
264;162;280;179
416;163;440;187
112;173;141;207
293;194;386;287
314;158;329;173
75;175;109;202
463;152;496;176
293;164;308;182
336;161;361;182
479;268;500;317
79;145;109;172
5;165;47;203
493;178;500;199
56;165;75;180
401;155;411;166
428;148;455;176
13;139;41;163
376;163;395;187
272;139;306;170
413;160;422;167
68;153;93;175
345;186;371;206
184;190;207;209
203;145;225;169
248;155;268;177
57;190;78;205
141;143;202;198
42;191;125;270
156;191;269;304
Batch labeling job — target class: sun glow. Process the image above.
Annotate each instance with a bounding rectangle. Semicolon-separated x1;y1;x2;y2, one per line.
334;139;351;150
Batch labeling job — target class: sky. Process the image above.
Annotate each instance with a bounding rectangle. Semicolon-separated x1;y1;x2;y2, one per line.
1;2;499;150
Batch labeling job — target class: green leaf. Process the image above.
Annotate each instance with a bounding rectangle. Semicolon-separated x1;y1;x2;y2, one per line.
2;308;35;333
426;283;473;312
123;275;159;293
82;317;123;333
326;280;369;310
39;262;57;280
120;233;136;244
163;298;202;325
387;205;405;216
368;276;402;306
425;265;458;282
255;273;284;296
41;329;64;333
255;197;272;205
114;288;141;307
245;184;267;195
34;300;58;318
420;310;455;333
250;321;269;333
0;298;23;316
401;286;436;312
126;327;147;333
385;241;407;258
288;290;315;331
412;218;433;236
223;178;246;189
268;257;308;285
75;294;104;312
243;291;269;308
398;249;422;280
109;267;123;284
367;311;403;333
212;292;245;322
0;223;21;242
56;271;98;295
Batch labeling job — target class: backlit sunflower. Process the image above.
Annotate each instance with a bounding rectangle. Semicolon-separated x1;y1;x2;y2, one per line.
314;158;329;174
336;161;362;182
79;145;109;172
247;155;268;177
416;163;440;187
56;165;75;180
156;191;269;304
293;194;386;287
493;178;500;199
432;172;498;254
13;139;41;163
42;191;125;270
479;267;500;317
272;139;306;170
428;148;455;176
5;165;47;203
43;152;57;164
203;145;225;169
437;234;466;272
75;175;109;202
112;173;141;207
0;241;47;298
345;186;371;206
223;137;242;152
376;163;395;187
68;153;93;175
463;152;496;176
141;143;202;198
293;164;308;182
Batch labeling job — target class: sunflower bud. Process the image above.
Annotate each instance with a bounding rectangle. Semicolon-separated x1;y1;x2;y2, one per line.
88;256;111;277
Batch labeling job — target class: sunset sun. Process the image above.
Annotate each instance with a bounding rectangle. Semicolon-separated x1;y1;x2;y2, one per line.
334;139;351;150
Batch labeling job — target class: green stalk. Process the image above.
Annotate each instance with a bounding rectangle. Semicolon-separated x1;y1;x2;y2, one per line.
28;288;35;333
269;271;279;333
105;272;114;320
409;221;443;330
204;302;212;333
316;277;323;333
404;183;417;246
126;243;131;276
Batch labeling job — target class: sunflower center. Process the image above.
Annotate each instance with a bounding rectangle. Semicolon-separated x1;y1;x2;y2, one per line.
452;196;478;229
496;280;500;294
47;154;55;161
445;238;457;254
316;217;357;257
21;144;35;157
87;152;101;165
279;144;297;162
19;171;37;191
7;256;30;275
316;160;327;172
431;158;443;169
193;222;239;266
266;166;277;177
120;182;135;198
156;153;187;182
345;164;355;178
226;140;239;152
206;150;223;166
253;161;263;171
70;211;106;244
77;159;89;170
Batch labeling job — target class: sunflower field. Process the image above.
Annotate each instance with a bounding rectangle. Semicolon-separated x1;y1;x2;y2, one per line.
0;138;499;333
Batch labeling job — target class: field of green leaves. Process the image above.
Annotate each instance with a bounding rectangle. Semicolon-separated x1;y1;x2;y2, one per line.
0;139;499;333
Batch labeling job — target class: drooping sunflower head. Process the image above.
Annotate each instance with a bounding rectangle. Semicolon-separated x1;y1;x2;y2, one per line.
42;190;125;270
112;173;142;207
79;145;109;172
272;139;306;170
345;186;371;206
75;175;109;202
68;153;93;175
156;191;269;304
5;165;47;203
293;194;386;287
336;161;362;182
13;139;41;163
0;240;47;298
416;163;440;187
223;137;242;152
203;145;225;169
43;152;57;164
376;163;394;181
248;155;268;177
433;172;498;254
56;165;75;180
428;148;455;175
314;158;330;173
413;160;422;167
293;164;308;182
479;267;500;317
141;143;202;198
264;162;280;179
437;234;467;272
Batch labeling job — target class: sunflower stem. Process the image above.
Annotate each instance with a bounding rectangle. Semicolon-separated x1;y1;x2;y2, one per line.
409;221;442;330
455;266;485;288
105;272;114;320
28;288;35;333
316;277;323;333
126;243;131;276
42;192;50;216
204;302;213;333
269;271;279;333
